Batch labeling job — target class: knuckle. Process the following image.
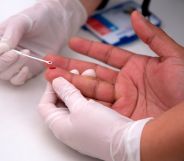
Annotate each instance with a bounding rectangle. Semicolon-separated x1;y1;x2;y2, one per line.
1;51;18;63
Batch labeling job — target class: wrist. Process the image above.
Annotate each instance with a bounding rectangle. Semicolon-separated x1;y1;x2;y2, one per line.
111;118;152;161
141;102;184;161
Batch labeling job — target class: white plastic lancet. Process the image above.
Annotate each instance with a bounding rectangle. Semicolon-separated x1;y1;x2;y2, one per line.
12;49;52;65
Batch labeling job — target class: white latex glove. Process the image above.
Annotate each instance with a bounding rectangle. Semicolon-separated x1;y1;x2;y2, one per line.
0;49;43;85
0;0;87;85
38;77;151;161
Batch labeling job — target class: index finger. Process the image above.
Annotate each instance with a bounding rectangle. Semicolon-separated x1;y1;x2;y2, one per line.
69;37;134;69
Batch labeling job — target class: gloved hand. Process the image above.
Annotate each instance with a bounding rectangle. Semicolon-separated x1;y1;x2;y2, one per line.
0;49;43;85
0;0;87;85
38;77;151;161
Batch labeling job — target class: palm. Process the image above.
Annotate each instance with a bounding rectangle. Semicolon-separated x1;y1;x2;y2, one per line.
45;11;184;120
45;49;184;120
112;55;184;119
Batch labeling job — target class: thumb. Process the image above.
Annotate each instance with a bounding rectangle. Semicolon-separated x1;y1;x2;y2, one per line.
52;77;87;112
38;83;69;128
131;11;183;57
0;14;32;54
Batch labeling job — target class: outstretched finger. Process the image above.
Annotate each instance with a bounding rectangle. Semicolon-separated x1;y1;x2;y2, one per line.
69;37;135;69
45;67;115;103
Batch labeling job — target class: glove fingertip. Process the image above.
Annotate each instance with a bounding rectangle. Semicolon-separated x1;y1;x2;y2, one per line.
52;77;68;89
0;42;10;54
10;66;31;85
20;49;31;55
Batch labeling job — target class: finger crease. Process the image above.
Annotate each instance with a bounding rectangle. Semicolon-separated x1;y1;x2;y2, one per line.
86;41;95;56
92;79;100;100
67;58;72;69
93;64;99;75
104;46;115;64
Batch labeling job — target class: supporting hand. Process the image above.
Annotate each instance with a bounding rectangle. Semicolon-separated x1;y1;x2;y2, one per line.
38;77;150;161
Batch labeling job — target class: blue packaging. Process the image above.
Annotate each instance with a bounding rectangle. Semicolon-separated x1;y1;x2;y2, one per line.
83;1;161;46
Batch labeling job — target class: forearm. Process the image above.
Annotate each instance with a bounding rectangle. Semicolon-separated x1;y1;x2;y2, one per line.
80;0;102;15
141;102;184;161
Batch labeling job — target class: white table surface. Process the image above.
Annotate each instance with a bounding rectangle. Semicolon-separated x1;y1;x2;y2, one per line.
0;1;183;161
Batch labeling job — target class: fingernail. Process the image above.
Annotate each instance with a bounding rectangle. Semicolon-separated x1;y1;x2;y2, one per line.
70;69;80;75
136;10;146;21
132;10;145;20
81;69;96;77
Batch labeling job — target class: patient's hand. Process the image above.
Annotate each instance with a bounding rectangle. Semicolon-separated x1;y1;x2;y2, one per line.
45;11;184;120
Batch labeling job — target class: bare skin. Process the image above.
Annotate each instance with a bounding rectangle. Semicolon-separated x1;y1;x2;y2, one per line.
141;102;184;161
44;11;184;120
